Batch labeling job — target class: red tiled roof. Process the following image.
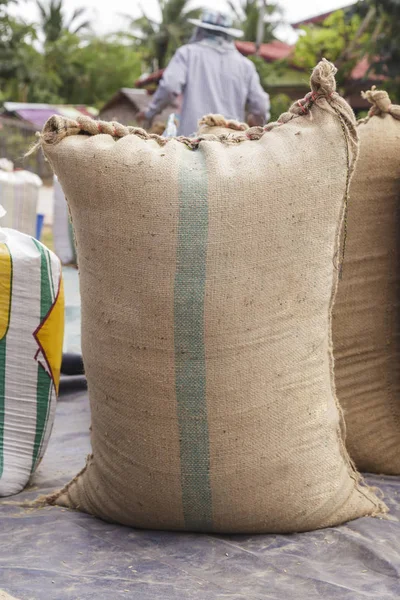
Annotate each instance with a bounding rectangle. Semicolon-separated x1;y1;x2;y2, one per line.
351;56;369;79
350;56;386;81
235;40;293;61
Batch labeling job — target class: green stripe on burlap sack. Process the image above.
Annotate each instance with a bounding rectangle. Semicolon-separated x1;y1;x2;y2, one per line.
39;60;387;533
31;239;53;472
174;147;212;531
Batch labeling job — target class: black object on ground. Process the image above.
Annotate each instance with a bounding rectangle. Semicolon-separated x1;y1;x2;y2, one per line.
61;353;85;376
59;374;87;396
59;353;86;395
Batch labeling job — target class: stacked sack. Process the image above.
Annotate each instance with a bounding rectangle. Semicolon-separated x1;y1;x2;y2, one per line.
0;211;64;496
53;175;77;266
196;114;249;137
38;60;386;533
0;161;42;237
333;88;400;475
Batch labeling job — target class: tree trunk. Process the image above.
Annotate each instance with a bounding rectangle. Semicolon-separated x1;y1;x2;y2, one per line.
336;4;376;68
256;0;267;53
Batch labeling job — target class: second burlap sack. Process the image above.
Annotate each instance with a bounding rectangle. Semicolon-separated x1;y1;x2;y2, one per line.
39;61;385;533
196;114;249;137
333;88;400;474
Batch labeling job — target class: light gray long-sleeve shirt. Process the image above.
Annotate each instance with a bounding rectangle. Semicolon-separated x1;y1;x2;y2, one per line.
145;39;270;137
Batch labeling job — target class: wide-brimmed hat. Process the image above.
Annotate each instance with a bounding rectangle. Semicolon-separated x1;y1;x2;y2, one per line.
188;10;244;39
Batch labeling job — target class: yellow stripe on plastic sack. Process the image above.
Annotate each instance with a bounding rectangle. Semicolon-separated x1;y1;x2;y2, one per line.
0;244;12;341
35;277;64;394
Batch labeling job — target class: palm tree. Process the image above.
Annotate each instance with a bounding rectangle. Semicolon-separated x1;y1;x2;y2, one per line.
129;0;200;70
228;0;282;44
37;0;90;43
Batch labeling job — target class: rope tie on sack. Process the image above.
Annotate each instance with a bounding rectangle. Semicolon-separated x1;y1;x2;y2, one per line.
29;59;348;150
27;59;357;275
197;114;249;131
362;86;400;120
270;58;358;278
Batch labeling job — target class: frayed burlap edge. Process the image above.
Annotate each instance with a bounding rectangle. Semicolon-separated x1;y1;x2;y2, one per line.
28;59;354;152
358;86;400;125
197;114;249;132
0;456;92;512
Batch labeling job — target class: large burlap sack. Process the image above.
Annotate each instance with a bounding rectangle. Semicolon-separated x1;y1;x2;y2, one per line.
39;60;385;533
0;222;64;496
333;88;400;474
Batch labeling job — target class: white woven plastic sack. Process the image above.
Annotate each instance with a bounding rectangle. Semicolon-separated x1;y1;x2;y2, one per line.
53;176;76;265
0;159;13;172
0;222;64;496
0;169;42;237
162;113;178;138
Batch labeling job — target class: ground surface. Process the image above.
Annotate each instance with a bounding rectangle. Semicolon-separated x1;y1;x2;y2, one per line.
0;262;400;600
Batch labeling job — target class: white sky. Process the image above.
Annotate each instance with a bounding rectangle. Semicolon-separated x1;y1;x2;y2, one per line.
10;0;351;42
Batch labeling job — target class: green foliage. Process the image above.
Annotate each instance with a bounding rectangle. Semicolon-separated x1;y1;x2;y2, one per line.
36;0;90;43
129;0;200;69
293;2;400;98
249;56;308;122
250;55;307;88
2;0;399;117
371;0;400;98
0;124;38;172
60;35;142;106
293;9;365;86
0;0;142;107
228;0;281;43
0;10;41;102
269;93;292;121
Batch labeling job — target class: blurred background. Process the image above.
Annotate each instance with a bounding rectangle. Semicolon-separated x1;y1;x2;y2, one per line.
1;0;399;171
0;0;398;260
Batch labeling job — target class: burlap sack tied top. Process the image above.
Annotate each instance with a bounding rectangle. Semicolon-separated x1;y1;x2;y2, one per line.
333;87;400;475
38;60;386;533
197;114;249;137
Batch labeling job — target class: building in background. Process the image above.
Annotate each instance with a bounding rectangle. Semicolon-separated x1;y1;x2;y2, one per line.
0;103;98;180
99;88;179;133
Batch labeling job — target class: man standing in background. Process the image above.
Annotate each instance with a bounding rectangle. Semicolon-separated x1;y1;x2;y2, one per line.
139;10;270;137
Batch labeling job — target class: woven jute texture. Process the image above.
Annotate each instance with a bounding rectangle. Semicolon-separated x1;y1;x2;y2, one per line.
196;114;249;137
0;229;64;497
333;88;400;475
40;61;386;533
